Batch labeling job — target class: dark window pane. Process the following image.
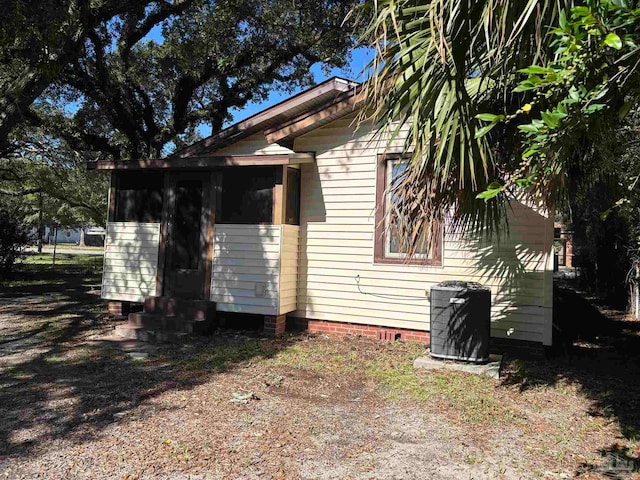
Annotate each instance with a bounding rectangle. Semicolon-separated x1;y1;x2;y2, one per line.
115;171;164;222
220;167;275;223
286;168;300;225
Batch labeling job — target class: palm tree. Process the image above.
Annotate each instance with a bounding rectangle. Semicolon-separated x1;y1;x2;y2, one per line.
358;0;570;253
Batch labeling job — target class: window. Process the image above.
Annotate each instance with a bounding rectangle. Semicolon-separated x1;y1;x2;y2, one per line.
115;171;164;222
374;154;442;265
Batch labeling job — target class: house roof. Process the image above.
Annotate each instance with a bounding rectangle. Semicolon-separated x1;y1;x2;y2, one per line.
89;76;362;170
175;76;361;158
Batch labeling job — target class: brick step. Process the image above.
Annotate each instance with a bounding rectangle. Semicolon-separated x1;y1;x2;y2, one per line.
128;312;215;334
128;312;180;330
114;324;189;344
143;296;214;320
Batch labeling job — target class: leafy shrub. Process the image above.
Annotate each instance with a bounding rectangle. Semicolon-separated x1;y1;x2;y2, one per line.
0;209;30;278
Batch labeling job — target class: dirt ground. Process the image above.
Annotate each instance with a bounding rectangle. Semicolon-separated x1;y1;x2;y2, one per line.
1;255;640;479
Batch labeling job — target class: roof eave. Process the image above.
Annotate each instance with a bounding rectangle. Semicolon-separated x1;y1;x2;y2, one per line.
173;77;360;159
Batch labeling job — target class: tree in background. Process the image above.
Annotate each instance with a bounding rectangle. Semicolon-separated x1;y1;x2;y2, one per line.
2;0;360;160
0;209;30;278
0;0;187;153
1;0;359;242
0;125;108;249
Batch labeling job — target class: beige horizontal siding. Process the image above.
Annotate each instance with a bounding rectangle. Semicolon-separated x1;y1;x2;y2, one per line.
279;225;300;315
294;116;554;345
102;222;160;303
212;224;281;315
211;224;300;316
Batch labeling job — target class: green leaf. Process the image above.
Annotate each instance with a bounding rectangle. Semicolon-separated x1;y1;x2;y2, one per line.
519;65;554;75
604;33;622;50
515;177;534;188
559;10;568;31
474;121;498;138
541;111;566;129
584;103;605;114
475;113;501;122
518;124;539;134
476;184;504;202
514;80;539;92
571;6;590;18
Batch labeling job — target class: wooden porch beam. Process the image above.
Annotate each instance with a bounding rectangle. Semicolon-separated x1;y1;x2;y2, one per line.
88;153;315;171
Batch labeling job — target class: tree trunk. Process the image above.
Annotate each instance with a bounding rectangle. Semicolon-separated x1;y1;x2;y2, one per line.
52;226;57;266
37;192;43;253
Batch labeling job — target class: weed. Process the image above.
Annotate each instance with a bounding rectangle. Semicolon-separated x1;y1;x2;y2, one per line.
366;360;430;401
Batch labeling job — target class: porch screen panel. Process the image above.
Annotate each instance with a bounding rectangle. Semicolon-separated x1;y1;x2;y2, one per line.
220;167;275;223
115;171;164;223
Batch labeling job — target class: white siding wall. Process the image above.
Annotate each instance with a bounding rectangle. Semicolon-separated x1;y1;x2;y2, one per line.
294;116;554;345
279;225;300;315
212;132;294;156
102;222;160;303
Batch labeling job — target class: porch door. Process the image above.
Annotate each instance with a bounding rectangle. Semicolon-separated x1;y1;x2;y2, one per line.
163;172;214;299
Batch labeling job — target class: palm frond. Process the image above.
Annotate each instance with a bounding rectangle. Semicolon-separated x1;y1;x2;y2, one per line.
358;0;569;255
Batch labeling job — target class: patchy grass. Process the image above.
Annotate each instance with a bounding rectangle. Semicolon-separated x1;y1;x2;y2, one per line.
177;339;275;371
18;253;103;273
1;253;103;290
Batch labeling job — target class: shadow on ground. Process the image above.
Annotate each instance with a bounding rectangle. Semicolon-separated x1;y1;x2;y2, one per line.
0;258;299;459
503;277;640;476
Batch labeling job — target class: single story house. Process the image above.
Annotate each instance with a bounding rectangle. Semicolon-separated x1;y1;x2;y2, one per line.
90;77;553;351
30;226;106;246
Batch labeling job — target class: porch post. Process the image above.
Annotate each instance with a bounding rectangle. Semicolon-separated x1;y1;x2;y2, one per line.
263;166;289;337
155;172;171;297
105;173;131;316
203;171;221;300
272;166;288;224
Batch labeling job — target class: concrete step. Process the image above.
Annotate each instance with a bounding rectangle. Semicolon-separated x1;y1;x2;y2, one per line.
143;296;214;321
114;324;189;344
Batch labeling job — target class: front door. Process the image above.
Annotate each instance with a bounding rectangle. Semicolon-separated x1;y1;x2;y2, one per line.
164;172;212;299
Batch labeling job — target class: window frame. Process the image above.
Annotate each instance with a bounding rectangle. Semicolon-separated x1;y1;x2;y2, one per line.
374;153;443;266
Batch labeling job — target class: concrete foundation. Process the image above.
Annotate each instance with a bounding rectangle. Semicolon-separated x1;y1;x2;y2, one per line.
413;351;503;379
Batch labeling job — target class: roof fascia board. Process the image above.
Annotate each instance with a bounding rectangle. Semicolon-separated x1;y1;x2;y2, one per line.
264;88;365;144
